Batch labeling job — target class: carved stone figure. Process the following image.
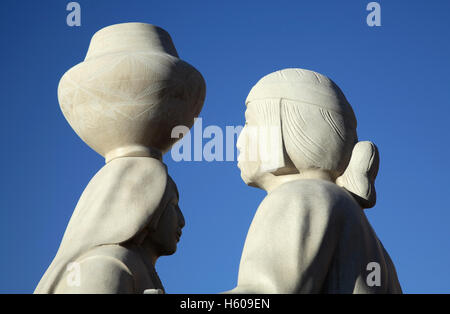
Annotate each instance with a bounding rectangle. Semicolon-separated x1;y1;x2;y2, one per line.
230;68;402;293
34;23;205;294
36;158;184;294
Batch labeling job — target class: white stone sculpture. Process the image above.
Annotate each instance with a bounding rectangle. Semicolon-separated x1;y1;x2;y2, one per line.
34;23;205;294
230;68;402;293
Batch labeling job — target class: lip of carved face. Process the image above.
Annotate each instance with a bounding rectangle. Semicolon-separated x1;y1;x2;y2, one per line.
237;156;243;170
236;148;247;183
174;202;185;244
176;229;182;242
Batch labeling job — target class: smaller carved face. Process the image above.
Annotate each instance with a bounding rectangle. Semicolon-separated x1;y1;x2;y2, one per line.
148;180;185;256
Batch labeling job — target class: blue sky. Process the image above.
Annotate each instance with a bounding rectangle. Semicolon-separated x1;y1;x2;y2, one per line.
1;0;449;293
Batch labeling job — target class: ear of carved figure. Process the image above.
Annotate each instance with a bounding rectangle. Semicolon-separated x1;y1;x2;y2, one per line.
336;141;380;209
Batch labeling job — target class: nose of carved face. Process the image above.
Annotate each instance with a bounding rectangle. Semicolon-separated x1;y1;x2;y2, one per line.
236;127;246;166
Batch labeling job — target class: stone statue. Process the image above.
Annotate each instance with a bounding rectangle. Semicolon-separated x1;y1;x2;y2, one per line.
229;68;402;293
34;23;205;294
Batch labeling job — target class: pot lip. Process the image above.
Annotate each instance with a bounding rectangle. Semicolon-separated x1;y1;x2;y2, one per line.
86;22;179;61
91;22;168;40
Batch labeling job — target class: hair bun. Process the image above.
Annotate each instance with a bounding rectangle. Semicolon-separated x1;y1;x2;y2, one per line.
336;141;379;209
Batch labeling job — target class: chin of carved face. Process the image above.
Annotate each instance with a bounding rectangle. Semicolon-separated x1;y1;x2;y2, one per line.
238;159;261;185
149;199;185;257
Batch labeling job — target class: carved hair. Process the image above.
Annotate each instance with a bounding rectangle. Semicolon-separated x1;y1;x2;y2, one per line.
281;99;357;178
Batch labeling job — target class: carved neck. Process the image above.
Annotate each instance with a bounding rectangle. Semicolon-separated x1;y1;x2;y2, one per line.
130;241;164;291
256;169;334;193
105;146;162;164
140;240;159;267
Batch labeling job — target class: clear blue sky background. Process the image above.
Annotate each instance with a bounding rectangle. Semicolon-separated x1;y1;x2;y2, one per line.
1;0;449;294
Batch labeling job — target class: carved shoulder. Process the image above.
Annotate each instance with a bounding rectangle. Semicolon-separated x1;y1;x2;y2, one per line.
260;179;362;224
53;250;135;294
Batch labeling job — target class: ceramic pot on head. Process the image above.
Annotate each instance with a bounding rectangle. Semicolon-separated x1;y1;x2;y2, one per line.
58;22;206;162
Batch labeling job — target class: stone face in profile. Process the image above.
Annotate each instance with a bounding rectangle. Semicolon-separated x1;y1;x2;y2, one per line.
58;22;206;162
35;23;203;294
231;68;402;293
